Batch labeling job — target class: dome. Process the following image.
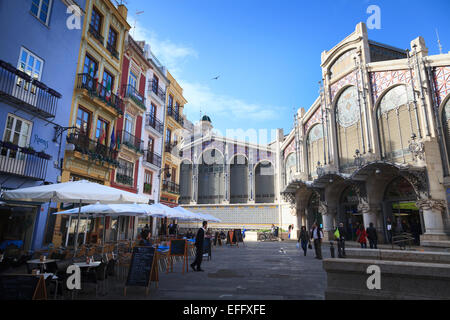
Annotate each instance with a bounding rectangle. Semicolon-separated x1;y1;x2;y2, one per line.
202;115;212;122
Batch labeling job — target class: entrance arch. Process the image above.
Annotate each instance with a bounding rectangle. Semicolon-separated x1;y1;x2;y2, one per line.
383;176;422;245
230;154;248;204
339;186;362;241
198;149;225;204
307;192;322;230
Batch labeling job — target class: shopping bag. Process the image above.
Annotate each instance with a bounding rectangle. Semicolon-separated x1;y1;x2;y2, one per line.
296;242;300;249
308;242;313;249
334;228;340;239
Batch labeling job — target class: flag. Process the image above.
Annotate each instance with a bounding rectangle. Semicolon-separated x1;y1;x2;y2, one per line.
110;126;115;151
99;123;106;145
334;228;340;239
106;79;112;102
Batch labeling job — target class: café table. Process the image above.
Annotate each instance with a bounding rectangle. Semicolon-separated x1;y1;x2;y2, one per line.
26;259;59;273
73;261;101;268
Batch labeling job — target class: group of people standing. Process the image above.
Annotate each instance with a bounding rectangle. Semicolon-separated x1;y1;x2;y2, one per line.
298;223;324;259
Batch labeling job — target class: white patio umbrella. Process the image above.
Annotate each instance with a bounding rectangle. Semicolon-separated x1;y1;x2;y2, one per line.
172;206;204;222
2;180;148;253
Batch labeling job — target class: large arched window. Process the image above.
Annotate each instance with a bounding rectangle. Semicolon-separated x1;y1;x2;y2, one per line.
255;161;275;203
442;98;450;162
179;160;192;204
377;85;417;163
285;152;296;185
307;124;327;179
198;149;225;204
336;86;365;171
230;155;248;204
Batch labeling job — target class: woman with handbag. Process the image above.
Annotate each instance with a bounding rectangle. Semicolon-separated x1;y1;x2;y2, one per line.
298;226;310;256
356;224;368;248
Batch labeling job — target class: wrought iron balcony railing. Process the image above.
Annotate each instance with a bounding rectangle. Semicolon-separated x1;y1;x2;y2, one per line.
0;140;50;181
76;73;124;115
121;84;146;111
116;172;133;186
118;130;143;154
150;79;166;101
143;150;162;168
66;128;119;167
0;59;60;119
162;180;180;194
167;106;184;126
88;25;104;44
145;113;164;134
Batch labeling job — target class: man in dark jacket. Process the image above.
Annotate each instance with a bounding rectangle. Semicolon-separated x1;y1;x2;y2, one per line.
366;222;378;249
336;222;347;258
191;221;207;272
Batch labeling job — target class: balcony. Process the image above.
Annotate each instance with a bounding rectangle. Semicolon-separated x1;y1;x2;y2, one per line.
167;106;184;126
118;130;143;154
121;84;146;111
116;172;133;186
162;180;180;195
88;25;104;45
143;150;162;168
149;79;166;102
76;73;124;115
66;129;118;167
106;43;119;60
0;60;60;119
145;113;164;134
0;140;50;181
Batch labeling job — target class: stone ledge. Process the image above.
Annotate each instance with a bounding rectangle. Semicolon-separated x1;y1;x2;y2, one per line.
421;240;450;249
323;258;450;300
344;248;450;264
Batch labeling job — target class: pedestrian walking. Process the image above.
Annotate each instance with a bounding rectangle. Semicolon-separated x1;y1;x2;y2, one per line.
191;221;207;272
310;223;323;259
356;224;368;248
335;223;347;258
366;222;378;249
386;217;393;244
288;224;292;239
298;226;310;256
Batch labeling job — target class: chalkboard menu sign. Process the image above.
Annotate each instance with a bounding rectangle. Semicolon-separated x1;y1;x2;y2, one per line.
0;275;46;300
227;230;237;245
203;238;212;260
169;239;187;256
125;246;156;295
234;229;243;243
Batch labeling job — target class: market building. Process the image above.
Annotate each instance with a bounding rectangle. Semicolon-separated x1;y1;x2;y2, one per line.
280;23;450;247
178;116;283;230
0;0;86;251
53;0;130;247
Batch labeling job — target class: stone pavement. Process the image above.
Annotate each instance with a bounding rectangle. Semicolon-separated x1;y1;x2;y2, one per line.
75;241;329;300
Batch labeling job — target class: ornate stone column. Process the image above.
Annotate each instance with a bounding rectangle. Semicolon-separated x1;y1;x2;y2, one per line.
319;202;334;241
191;163;198;204
416;199;446;237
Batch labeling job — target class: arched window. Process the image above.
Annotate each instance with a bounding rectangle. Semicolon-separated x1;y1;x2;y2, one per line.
198;149;224;204
377;85;417;163
230;155;248;204
285;152;296;185
179;160;192;204
255;161;275;203
307;124;327;178
335;86;365;171
442;98;450;162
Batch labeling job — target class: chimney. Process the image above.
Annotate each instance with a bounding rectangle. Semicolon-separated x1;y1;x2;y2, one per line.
117;4;128;20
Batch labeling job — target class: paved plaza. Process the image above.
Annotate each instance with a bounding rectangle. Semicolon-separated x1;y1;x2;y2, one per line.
75;241;329;300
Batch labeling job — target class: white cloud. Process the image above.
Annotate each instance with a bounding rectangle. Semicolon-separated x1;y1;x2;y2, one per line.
129;17;197;76
129;16;286;128
180;81;284;123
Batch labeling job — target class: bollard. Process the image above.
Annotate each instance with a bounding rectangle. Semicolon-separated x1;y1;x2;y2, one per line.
330;241;335;258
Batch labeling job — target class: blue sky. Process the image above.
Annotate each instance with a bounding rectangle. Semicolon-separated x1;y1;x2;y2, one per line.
126;0;450;139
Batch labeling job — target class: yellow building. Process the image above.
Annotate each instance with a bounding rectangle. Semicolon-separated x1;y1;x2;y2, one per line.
159;71;187;208
52;0;130;246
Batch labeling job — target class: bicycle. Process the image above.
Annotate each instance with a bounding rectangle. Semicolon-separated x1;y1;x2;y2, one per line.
258;232;279;242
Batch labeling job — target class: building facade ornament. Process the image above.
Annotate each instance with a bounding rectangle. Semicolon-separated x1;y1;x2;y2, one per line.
416;199;446;212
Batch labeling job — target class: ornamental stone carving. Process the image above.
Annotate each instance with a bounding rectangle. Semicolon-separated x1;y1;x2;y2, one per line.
416;199;446;212
318;201;328;215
